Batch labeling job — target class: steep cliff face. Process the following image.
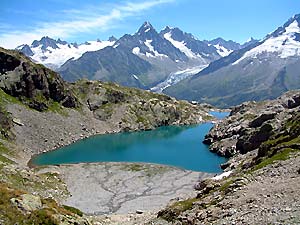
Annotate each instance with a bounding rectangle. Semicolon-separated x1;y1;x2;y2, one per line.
0;48;78;111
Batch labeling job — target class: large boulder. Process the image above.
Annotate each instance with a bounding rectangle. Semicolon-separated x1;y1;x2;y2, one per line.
11;194;42;213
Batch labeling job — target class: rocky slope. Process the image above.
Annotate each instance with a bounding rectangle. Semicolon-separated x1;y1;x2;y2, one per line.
0;47;213;224
157;90;300;224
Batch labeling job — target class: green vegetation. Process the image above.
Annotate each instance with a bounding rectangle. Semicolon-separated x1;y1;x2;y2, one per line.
0;89;21;106
0;183;58;225
122;163;170;177
171;197;198;212
218;179;234;193
47;101;69;116
249;113;300;171
254;148;297;171
62;205;83;217
158;198;198;222
124;164;144;172
0;141;14;170
242;113;256;120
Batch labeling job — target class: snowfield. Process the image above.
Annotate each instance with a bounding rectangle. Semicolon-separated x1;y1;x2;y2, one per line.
24;40;115;69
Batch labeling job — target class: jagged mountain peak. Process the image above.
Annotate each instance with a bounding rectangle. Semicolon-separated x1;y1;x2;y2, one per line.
18;44;34;56
242;37;258;48
246;37;256;42
16;36;115;70
162;25;173;32
160;26;195;40
206;38;241;51
142;21;153;28
32;36;59;49
108;36;117;42
231;14;300;64
57;38;68;45
137;21;156;35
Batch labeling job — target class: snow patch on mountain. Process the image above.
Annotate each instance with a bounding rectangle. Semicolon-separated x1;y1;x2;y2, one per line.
132;47;141;55
163;32;198;59
25;40;115;69
151;65;208;92
144;40;168;58
213;44;233;57
233;20;300;65
132;74;139;80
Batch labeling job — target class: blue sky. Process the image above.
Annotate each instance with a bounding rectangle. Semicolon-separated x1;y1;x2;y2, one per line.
0;0;299;48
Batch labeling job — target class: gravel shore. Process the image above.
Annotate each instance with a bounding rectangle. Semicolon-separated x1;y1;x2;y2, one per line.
37;162;213;216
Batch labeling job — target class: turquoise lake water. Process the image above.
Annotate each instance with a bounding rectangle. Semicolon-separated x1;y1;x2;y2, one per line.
32;112;228;173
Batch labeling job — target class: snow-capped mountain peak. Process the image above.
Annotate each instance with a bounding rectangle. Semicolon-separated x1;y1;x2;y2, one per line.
267;13;300;39
137;21;156;35
31;36;59;50
17;36;115;69
233;15;300;65
285;20;300;34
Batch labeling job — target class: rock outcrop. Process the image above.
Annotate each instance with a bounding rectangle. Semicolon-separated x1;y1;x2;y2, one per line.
203;91;300;157
0;48;78;111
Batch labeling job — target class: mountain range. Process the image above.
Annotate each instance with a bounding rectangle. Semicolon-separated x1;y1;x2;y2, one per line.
17;22;253;90
164;14;300;107
16;15;300;108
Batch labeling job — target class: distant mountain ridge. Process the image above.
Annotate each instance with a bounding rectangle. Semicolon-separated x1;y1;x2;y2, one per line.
16;36;115;70
164;14;300;108
16;22;251;90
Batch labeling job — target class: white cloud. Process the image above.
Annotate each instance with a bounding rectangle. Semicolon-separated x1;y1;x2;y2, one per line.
0;0;174;49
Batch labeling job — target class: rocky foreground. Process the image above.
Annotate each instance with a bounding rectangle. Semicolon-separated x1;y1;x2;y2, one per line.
157;91;300;224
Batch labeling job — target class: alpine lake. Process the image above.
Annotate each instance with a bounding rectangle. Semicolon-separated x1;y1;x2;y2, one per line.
32;112;229;173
